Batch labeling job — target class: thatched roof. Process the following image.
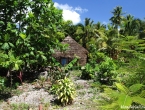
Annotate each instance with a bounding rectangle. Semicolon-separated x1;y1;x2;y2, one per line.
53;36;88;58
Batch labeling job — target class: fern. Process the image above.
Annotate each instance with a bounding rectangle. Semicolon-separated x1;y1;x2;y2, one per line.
100;102;120;110
117;94;132;107
129;84;143;93
132;96;145;106
97;83;145;110
139;90;145;98
115;83;129;94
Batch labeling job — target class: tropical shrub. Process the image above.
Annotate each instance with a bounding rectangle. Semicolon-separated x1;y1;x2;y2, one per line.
80;63;99;80
97;83;145;110
0;0;65;78
97;56;117;85
0;77;5;92
0;51;23;89
116;54;145;87
87;51;117;85
49;57;78;83
50;77;76;106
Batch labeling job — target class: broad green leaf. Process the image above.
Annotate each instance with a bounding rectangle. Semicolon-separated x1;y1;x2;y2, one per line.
115;83;129;94
1;43;9;50
132;96;145;106
129;84;143;93
19;33;26;40
101;102;120;110
8;42;15;48
117;94;132;107
139;90;145;98
30;51;34;56
14;63;19;70
28;12;34;18
4;34;10;41
41;55;47;61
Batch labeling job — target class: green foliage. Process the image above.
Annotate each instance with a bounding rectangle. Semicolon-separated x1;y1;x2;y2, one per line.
37;75;47;87
81;51;117;85
81;63;99;80
98;83;145;110
97;56;117;85
49;57;78;83
50;77;76;106
110;6;124;29
11;103;29;110
0;77;5;91
65;57;78;70
88;51;106;65
0;51;23;71
115;83;129;94
115;35;145;86
0;0;65;74
81;52;105;80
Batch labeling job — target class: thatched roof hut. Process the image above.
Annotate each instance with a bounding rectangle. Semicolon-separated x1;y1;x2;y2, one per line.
53;36;89;66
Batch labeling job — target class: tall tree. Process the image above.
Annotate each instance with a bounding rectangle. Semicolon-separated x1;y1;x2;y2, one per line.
138;19;145;39
0;0;65;73
110;6;124;30
94;22;106;30
75;18;96;49
61;20;77;39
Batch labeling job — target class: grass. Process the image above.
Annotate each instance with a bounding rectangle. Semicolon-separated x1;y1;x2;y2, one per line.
75;84;84;90
10;103;29;110
11;89;23;96
78;91;86;96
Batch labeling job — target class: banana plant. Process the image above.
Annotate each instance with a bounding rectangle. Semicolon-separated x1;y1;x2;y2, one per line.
49;57;78;83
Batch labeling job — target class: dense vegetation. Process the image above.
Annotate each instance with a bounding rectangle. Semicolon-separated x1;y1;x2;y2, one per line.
0;0;145;109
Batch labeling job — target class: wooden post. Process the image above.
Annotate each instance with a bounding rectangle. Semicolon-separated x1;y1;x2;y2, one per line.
39;104;43;110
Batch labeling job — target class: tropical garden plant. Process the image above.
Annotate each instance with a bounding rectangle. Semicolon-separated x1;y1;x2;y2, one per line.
50;77;76;106
80;63;99;80
97;83;145;110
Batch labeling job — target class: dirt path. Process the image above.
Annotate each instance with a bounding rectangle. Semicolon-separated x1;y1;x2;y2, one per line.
0;71;100;110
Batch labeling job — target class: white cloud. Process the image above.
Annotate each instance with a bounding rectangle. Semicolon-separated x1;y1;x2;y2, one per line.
74;7;88;13
54;3;73;10
54;2;88;24
63;10;81;24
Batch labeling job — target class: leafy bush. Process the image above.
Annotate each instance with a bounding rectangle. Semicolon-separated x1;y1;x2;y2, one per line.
116;55;145;86
50;77;76;106
0;77;5;92
97;83;145;110
97;56;117;85
49;57;78;83
85;51;117;85
80;63;99;80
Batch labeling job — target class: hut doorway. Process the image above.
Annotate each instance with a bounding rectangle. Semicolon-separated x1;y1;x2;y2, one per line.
61;58;68;66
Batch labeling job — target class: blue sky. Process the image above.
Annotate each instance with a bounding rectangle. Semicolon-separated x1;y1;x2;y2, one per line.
52;0;145;25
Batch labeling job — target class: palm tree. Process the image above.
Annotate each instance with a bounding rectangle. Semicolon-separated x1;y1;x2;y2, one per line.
62;20;77;38
75;18;108;53
107;6;124;59
110;6;124;30
121;14;134;36
121;15;140;36
75;18;96;49
94;22;106;30
106;27;119;59
139;19;145;39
